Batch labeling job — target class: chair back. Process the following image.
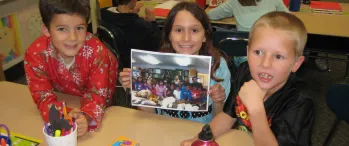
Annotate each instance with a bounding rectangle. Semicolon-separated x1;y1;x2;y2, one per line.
88;21;130;107
213;31;249;76
213;31;249;57
326;84;349;122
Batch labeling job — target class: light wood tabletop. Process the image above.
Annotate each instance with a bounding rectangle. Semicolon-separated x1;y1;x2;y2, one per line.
205;3;349;37
0;81;254;146
137;1;349;37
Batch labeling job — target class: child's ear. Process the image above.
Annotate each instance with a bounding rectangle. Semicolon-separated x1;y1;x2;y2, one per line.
291;56;305;72
41;24;51;37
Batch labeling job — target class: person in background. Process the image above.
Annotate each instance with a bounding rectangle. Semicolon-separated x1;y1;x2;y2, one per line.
174;75;181;85
181;84;193;101
100;0;161;68
191;76;203;89
200;88;208;103
208;0;288;32
191;86;201;103
134;77;143;91
156;80;166;97
173;85;182;100
208;0;288;66
165;83;175;98
151;83;157;95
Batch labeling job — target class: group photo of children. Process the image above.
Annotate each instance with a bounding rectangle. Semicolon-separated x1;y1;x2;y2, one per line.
130;49;211;111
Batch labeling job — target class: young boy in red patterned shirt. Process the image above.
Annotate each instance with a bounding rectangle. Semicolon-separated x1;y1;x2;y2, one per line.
24;0;118;137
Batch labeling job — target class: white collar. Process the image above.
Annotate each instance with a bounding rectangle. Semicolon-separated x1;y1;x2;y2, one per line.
59;54;76;70
107;7;120;13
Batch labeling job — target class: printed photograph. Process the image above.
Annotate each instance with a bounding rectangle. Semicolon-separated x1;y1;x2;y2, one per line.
131;49;212;111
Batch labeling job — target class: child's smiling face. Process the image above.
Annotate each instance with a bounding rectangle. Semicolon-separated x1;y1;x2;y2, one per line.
42;14;87;60
169;10;206;55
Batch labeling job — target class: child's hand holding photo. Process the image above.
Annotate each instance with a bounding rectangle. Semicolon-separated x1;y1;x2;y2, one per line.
208;84;225;103
120;68;132;88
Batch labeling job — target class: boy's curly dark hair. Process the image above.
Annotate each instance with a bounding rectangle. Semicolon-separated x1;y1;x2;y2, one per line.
39;0;90;28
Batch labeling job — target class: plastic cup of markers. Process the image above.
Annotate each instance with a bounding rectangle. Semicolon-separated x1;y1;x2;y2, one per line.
43;123;77;146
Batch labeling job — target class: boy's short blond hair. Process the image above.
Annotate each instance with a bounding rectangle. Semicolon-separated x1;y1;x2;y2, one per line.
249;11;307;57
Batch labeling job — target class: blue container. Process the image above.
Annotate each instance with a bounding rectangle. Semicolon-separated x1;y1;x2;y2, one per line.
289;0;301;12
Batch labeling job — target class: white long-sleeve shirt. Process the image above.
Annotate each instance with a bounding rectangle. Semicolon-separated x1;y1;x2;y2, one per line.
208;0;289;31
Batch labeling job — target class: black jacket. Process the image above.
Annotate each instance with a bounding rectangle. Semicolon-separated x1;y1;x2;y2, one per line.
224;62;315;146
101;8;161;67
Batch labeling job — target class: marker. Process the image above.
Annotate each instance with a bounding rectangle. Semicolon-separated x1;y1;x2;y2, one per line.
72;121;76;132
62;101;68;119
44;123;51;136
1;138;6;146
55;130;61;137
61;128;66;137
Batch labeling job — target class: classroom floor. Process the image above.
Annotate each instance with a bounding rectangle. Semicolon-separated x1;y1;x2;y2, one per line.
13;56;349;145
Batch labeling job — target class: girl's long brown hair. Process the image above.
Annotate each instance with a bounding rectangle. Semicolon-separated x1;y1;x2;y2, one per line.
238;0;261;6
159;2;223;82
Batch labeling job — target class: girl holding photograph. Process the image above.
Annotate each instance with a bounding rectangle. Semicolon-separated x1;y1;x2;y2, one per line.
119;2;231;124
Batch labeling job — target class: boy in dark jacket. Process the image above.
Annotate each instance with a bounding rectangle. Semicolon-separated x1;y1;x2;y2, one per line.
182;11;315;146
101;0;161;67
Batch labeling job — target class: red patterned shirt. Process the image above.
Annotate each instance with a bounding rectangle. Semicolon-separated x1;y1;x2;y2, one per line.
234;96;273;132
24;33;118;131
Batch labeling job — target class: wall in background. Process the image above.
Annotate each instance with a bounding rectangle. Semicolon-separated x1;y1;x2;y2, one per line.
0;0;40;70
0;0;38;81
0;0;38;16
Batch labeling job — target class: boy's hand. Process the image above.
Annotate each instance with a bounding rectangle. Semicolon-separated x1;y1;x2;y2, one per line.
238;80;267;112
68;108;89;137
120;68;131;88
209;84;225;103
180;137;198;146
131;3;143;13
145;8;156;22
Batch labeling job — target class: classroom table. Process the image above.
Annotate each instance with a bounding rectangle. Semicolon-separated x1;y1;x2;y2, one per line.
137;1;349;37
0;81;254;146
205;3;349;37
